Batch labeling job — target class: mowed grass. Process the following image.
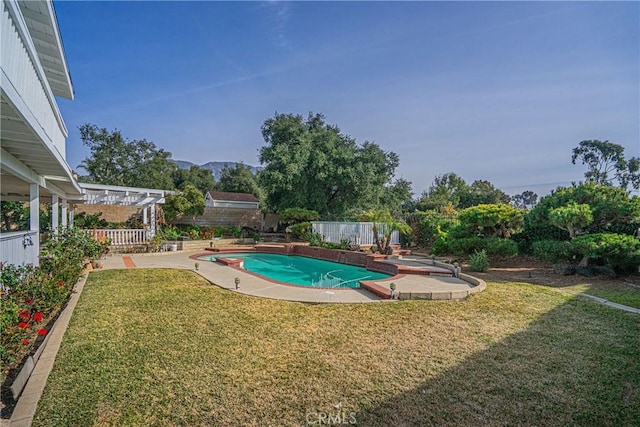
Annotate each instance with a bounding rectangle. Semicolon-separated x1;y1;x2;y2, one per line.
544;281;640;309
34;269;640;426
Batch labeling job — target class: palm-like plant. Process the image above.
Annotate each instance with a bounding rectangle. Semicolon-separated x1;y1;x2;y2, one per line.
362;209;412;254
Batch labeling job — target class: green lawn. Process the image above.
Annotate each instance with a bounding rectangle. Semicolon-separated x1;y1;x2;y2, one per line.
582;288;640;309
34;269;640;426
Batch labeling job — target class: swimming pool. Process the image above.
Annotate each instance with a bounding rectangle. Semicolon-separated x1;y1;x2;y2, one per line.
200;253;392;288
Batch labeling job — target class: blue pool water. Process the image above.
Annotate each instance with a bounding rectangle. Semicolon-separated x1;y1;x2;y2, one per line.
200;253;391;288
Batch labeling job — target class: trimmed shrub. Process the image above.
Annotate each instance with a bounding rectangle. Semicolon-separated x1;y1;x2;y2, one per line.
469;250;490;272
290;221;312;238
484;238;518;257
572;233;640;273
532;240;577;263
448;237;518;257
448;236;484;255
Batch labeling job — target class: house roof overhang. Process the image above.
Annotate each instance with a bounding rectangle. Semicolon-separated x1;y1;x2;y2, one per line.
18;0;74;99
1;94;82;201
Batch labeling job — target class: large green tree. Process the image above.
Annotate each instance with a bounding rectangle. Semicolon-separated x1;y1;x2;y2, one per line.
163;184;205;226
526;183;640;238
511;191;538;209
258;113;400;219
417;174;509;210
217;163;264;201
78;124;176;190
385;178;415;216
548;203;593;238
417;173;467;211
459;180;510;209
172;166;216;193
571;139;640;190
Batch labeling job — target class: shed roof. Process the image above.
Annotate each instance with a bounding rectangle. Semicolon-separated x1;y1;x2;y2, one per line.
206;191;259;203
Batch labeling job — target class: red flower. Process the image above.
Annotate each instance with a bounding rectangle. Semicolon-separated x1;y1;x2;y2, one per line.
56;281;63;287
18;321;29;329
22;339;29;346
33;312;44;323
37;328;47;336
25;299;33;305
18;310;31;320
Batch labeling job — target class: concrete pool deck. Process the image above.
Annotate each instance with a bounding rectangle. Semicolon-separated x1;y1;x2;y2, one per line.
101;251;483;303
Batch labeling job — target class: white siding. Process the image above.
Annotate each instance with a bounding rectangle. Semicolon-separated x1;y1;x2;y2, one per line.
1;0;67;157
0;231;38;266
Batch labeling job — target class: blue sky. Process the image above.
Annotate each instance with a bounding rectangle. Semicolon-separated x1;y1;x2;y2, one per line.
55;1;639;198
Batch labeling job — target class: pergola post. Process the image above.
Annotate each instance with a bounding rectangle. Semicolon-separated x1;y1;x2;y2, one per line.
29;184;40;265
150;203;156;237
51;194;59;235
61;199;68;229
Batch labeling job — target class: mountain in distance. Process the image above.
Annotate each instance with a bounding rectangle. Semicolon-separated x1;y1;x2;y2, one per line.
172;160;262;181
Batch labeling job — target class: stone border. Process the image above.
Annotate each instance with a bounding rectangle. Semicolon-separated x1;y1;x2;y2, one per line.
7;273;88;426
579;293;640;314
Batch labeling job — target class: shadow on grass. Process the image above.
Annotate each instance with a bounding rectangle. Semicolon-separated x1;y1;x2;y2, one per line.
355;297;640;427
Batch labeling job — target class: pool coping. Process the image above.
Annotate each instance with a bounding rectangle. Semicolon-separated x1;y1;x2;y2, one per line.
190;247;485;300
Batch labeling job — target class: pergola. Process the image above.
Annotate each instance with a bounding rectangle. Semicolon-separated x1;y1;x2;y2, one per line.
78;183;166;237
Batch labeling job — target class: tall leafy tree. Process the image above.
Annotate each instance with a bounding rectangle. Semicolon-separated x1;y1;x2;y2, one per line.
571;139;640;190
527;182;640;238
172;166;216;193
78;124;176;189
417;173;467;211
258;112;399;219
163;184;205;226
385;178;415;216
459;180;510;209
548;203;593;238
217;163;264;201
512;191;538;209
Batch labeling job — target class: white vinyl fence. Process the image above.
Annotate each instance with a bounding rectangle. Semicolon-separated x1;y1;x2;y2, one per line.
89;229;148;246
311;222;399;247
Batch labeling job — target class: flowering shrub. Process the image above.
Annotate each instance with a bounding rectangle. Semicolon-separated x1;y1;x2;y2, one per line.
1;228;104;367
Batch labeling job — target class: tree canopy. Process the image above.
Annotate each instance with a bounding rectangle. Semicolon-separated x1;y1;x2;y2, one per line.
457;203;523;238
527;182;640;237
163;184;205;226
217;163;264;201
548;203;593;238
172;166;216;194
78;124;176;190
258;113;401;219
511;191;538;209
571;139;640;190
417;173;509;211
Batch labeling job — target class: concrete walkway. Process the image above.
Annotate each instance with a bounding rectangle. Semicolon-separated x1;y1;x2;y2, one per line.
101;251;476;303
